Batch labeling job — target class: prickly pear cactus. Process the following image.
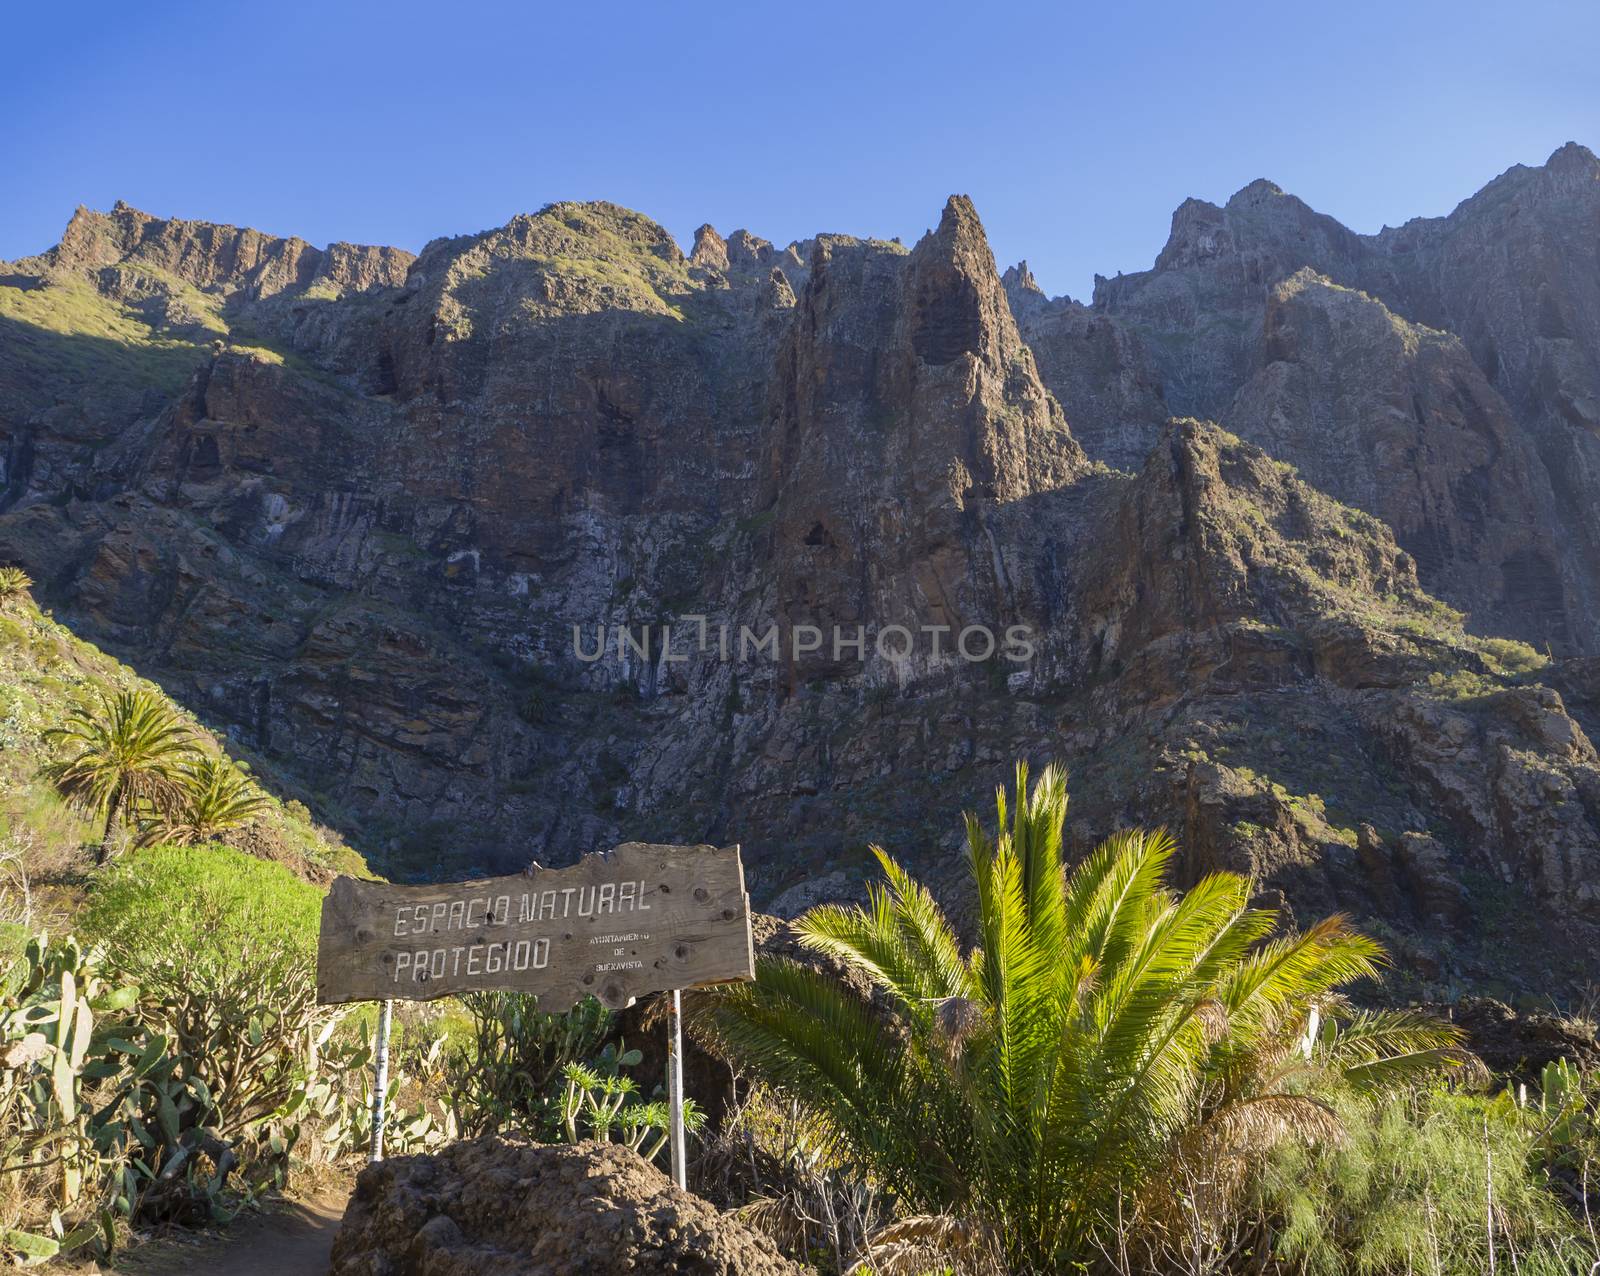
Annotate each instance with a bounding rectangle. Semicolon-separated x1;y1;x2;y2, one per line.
1;933;140;1262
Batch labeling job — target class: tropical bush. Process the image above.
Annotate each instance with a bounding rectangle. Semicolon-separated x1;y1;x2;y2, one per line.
557;1051;703;1163
0;844;456;1262
0;566;31;607
445;991;614;1138
0;933;146;1262
692;763;1473;1271
1526;1055;1600;1217
0;930;439;1264
293;1014;454;1161
133;756;270;848
0;929;308;1260
6;597;360;881
83;843;329;1144
40;692;282;864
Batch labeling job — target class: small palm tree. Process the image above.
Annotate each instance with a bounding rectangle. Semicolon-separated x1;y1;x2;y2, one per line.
0;564;33;606
41;689;200;860
133;755;270;848
691;763;1472;1269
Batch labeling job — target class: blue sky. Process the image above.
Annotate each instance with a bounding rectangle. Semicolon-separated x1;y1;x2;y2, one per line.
2;0;1595;300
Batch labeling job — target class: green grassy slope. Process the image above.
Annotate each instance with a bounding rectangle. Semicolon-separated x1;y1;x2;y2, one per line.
0;582;368;935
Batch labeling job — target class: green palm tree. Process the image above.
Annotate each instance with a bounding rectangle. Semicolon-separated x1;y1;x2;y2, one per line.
133;755;270;848
41;689;200;859
691;762;1471;1269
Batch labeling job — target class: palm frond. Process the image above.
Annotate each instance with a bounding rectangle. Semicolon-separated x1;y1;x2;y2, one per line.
872;847;973;1002
1010;761;1068;957
1317;1008;1487;1092
686;957;966;1206
0;564;33;602
1073;827;1178;975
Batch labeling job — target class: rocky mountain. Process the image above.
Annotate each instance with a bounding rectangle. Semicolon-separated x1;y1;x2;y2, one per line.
1026;143;1600;653
2;149;1598;1001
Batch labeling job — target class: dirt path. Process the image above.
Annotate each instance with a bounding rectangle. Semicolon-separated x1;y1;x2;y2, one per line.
105;1185;349;1276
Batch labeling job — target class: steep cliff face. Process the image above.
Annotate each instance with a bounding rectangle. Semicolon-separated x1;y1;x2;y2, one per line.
1071;422;1600;948
1224;269;1566;647
1372;143;1600;643
1071;144;1600;655
47;199;413;300
2;160;1598;1000
1004;262;1168;474
768;198;1083;687
1093;179;1369;420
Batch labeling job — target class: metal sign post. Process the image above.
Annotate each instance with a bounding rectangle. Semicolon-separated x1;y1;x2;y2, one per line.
369;998;393;1163
666;988;686;1190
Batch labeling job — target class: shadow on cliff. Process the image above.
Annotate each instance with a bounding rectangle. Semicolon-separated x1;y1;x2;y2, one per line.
0;309;211;412
0;311;213;513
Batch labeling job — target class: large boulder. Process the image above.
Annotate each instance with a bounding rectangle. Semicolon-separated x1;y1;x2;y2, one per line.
328;1136;807;1276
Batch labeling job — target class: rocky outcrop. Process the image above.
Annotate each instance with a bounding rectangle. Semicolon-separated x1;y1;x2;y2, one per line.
1224;270;1568;648
47;201;413;300
766;196;1083;686
1351;686;1600;925
1058;422;1600;981
1444;998;1600;1080
1392;832;1470;928
1069;143;1600;656
1005;264;1168;475
329;1137;807;1276
1092;179;1368;421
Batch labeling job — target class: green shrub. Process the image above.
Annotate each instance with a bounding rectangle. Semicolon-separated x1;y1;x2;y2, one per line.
556;1054;703;1164
44;845;449;1238
84;841;321;977
443;992;696;1167
0;927;426;1263
1259;1084;1596;1274
444;992;613;1138
1478;635;1548;676
1424;668;1499;702
1525;1057;1600;1238
82;844;326;1143
294;1015;454;1161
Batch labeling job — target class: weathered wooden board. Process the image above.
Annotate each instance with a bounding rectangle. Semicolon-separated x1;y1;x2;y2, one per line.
317;842;754;1008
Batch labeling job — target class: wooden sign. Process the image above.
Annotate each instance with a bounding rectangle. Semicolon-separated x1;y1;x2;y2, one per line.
316;842;754;1009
